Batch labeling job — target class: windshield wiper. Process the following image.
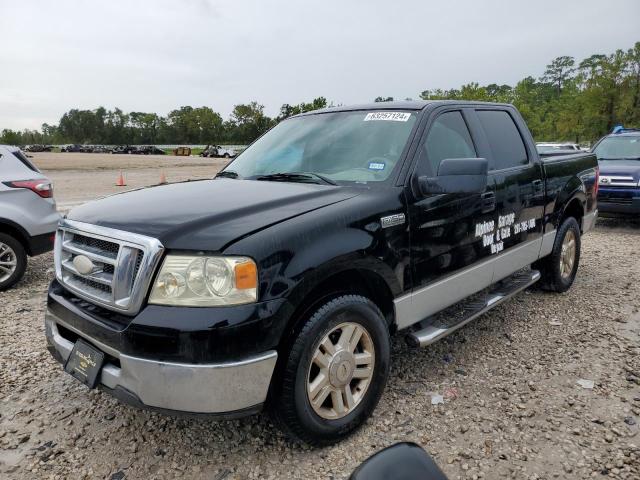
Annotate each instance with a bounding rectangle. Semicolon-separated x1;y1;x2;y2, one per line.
255;172;337;186
215;170;241;179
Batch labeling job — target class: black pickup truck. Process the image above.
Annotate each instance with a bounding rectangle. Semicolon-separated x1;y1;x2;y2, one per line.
45;101;598;445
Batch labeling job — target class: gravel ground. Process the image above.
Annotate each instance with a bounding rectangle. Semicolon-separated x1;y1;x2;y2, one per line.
1;218;639;479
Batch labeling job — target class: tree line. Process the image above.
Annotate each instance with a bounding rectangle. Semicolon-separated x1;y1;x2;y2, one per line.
2;41;638;147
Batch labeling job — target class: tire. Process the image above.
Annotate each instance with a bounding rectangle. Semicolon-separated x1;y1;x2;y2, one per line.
223;153;230;158
0;233;27;291
270;295;391;446
534;217;581;293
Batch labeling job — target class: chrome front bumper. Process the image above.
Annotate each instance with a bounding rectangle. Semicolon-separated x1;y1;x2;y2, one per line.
45;310;278;415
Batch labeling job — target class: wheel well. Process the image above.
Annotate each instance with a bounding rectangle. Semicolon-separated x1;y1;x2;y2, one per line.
283;269;396;344
562;198;584;231
0;221;29;252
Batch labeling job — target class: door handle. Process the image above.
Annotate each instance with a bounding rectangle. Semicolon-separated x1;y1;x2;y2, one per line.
532;179;544;194
481;191;496;213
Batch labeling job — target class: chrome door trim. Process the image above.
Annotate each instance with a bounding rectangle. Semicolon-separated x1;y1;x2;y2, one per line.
394;236;545;330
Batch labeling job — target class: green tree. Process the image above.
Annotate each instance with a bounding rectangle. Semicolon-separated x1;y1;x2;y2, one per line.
543;56;576;95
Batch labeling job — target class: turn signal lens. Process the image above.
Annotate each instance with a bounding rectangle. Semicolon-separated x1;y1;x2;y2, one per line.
235;261;258;290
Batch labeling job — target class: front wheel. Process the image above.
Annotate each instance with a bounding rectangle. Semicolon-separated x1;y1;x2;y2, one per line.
270;295;390;446
534;217;581;293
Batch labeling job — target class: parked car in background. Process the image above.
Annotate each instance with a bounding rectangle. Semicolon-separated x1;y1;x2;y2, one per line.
23;144;53;153
200;144;236;158
0;145;59;290
536;142;582;155
45;101;597;445
135;146;166;155
112;145;138;155
592;127;640;217
92;145;112;154
61;144;83;153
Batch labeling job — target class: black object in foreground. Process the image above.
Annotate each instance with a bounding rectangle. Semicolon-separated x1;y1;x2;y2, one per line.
350;443;448;480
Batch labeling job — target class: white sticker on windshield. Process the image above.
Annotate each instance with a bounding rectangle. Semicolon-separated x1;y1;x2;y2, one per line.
364;112;411;122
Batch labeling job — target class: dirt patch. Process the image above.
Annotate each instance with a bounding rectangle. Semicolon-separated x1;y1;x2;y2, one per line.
28;152;229;210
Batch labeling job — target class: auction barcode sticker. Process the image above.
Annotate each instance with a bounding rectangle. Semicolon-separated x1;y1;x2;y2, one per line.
364;112;411;122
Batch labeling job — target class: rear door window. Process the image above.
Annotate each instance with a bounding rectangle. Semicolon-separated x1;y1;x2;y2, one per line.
476;110;528;170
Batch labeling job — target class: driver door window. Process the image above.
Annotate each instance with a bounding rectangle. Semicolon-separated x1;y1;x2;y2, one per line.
416;111;477;177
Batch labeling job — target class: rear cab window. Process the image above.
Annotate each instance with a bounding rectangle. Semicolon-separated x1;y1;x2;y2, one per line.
476;110;528;170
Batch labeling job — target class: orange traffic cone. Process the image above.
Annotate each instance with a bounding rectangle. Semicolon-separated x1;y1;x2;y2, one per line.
159;170;167;184
116;171;127;186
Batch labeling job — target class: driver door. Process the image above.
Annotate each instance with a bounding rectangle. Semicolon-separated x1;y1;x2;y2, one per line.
398;109;498;329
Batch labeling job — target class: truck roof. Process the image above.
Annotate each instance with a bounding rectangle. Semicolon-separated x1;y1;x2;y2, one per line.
297;100;514;116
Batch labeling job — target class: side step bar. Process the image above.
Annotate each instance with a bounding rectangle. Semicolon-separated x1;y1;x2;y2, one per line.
406;270;541;348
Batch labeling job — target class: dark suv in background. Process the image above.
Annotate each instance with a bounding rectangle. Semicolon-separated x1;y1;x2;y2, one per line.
592;127;640;217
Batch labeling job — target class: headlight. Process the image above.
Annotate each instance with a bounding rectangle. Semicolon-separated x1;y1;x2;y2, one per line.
149;255;257;306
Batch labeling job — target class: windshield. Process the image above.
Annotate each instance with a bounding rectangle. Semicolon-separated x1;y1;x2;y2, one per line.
224;110;418;183
593;136;640;160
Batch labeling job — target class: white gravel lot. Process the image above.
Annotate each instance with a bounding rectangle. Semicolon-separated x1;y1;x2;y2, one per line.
1;218;639;479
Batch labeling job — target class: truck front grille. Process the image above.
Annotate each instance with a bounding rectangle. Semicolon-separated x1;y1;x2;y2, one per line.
599;197;633;204
599;175;638;188
54;220;164;315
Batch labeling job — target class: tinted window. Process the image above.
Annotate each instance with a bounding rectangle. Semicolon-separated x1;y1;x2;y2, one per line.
12;150;41;173
416;111;476;176
477;110;528;170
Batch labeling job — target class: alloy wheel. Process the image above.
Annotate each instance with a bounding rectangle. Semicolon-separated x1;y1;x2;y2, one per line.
560;230;576;279
306;322;375;420
0;242;18;283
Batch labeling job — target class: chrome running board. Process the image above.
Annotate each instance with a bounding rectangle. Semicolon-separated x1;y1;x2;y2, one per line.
406;270;541;348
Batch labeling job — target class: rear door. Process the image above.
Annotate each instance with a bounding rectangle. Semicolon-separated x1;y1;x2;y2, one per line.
469;108;545;282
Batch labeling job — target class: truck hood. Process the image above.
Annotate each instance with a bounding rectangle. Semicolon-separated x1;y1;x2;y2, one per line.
598;161;640;182
66;179;361;251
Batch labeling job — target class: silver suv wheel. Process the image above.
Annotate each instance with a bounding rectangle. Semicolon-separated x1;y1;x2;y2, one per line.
0;242;18;283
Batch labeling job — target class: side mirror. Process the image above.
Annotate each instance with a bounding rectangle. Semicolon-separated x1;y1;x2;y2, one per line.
350;442;448;480
418;158;488;195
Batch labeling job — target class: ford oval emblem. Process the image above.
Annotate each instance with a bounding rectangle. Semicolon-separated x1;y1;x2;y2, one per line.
73;255;95;275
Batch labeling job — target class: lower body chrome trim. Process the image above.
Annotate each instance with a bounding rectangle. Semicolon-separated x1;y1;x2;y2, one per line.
406;270;541;347
395;236;545;330
582;210;598;233
538;230;557;258
45;310;277;414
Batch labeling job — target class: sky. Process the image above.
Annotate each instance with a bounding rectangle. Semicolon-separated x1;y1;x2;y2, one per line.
1;0;639;130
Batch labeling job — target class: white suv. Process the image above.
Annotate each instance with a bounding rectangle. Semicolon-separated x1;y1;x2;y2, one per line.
0;145;60;290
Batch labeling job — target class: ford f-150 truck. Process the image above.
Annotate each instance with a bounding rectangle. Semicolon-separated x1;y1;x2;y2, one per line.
45;101;598;445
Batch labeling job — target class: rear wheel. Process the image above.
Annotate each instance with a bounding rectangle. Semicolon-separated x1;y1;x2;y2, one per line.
535;217;581;293
270;295;390;445
0;233;27;291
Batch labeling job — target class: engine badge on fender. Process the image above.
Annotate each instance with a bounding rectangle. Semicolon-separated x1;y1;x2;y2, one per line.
381;213;406;228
